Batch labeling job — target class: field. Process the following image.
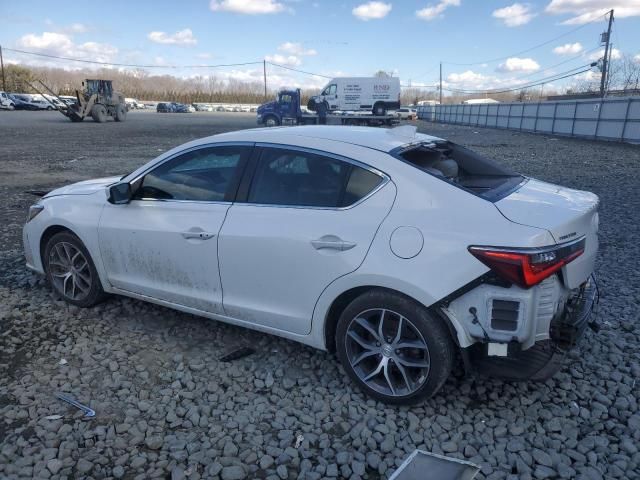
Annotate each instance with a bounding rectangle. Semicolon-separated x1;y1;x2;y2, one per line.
1;110;639;480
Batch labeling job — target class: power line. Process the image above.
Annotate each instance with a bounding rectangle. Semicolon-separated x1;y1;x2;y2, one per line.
445;66;593;94
442;15;605;67
496;46;601;84
266;62;333;79
2;47;262;69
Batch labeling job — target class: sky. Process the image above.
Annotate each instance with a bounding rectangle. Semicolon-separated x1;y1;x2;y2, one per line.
1;0;639;94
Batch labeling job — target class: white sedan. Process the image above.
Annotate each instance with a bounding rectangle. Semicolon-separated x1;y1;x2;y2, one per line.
23;126;599;403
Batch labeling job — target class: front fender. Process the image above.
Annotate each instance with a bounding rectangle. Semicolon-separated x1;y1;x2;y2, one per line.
23;193;110;289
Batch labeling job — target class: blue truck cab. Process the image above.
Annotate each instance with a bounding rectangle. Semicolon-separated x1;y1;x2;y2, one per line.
256;89;303;126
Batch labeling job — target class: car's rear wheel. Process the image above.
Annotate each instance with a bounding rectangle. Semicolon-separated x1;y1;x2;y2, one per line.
44;231;108;307
336;289;454;404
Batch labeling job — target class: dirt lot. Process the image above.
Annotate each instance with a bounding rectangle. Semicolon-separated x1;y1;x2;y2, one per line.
1;110;639;480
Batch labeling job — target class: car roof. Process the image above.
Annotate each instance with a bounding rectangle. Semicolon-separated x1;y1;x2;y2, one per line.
210;125;444;153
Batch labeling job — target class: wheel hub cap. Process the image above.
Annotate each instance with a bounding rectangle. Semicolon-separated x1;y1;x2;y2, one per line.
345;308;431;398
48;242;92;301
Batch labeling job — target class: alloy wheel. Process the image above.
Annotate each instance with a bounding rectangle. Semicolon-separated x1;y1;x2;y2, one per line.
48;242;92;301
344;308;431;397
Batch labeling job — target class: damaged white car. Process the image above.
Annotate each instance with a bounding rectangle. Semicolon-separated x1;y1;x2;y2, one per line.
23;125;599;404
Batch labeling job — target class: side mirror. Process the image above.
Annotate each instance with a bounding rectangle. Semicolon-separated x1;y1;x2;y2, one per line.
108;182;132;204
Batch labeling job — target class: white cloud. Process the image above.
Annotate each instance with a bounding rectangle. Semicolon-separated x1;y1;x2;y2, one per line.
447;70;491;85
148;29;197;46
553;42;583;55
196;53;213;59
15;31;118;64
635;54;640;63
265;54;301;66
445;69;535;90
492;3;535;27
210;0;286;14
416;0;461;21
61;23;89;34
352;2;392;20
545;0;640;25
278;42;317;56
497;57;540;72
588;48;622;61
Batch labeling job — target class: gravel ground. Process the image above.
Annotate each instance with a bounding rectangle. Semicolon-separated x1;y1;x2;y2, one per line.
0;110;639;480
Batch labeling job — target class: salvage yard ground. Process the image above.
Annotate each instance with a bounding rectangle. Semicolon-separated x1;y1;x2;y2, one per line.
0;110;639;480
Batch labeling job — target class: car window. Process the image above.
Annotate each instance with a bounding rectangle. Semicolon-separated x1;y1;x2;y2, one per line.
248;148;349;207
342;167;384;206
247;148;383;208
135;146;249;202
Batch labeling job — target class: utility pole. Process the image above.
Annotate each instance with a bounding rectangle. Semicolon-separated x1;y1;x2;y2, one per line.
599;9;614;97
263;60;267;100
439;62;442;104
0;45;6;92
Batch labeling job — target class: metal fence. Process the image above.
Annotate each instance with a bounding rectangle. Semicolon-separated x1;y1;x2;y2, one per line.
416;97;640;144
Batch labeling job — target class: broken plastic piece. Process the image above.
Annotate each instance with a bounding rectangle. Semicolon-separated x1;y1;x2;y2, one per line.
45;414;63;420
294;434;304;449
218;346;256;362
389;450;480;480
55;392;95;418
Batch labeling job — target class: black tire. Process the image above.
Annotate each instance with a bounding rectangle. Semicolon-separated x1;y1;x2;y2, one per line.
44;231;108;308
307;99;317;112
115;104;127;122
91;104;107;123
47;106;54;111
336;289;454;404
373;103;386;116
264;115;280;127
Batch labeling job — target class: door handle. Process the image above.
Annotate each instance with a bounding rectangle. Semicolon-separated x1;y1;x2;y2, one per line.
181;231;215;240
311;236;356;251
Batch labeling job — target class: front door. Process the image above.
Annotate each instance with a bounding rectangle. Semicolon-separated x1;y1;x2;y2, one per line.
218;146;395;334
98;144;251;313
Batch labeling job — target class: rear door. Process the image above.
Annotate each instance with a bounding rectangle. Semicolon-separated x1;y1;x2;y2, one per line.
218;145;395;335
98;144;251;313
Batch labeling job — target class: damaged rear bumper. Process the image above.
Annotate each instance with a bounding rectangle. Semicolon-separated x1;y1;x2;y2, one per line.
464;275;598;381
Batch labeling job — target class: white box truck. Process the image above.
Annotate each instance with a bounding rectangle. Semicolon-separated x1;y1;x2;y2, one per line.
308;77;401;116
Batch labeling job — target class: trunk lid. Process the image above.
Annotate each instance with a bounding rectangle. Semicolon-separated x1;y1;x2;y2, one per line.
495;178;599;288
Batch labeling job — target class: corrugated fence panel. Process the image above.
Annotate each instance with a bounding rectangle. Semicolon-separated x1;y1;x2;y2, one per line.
416;97;640;143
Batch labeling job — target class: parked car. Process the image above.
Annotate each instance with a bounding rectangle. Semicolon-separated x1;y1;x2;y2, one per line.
194;104;213;112
156;102;173;113
28;97;55;110
125;98;144;110
187;105;196;113
395;108;417;120
59;96;78;108
0;91;15;110
23;126;599;404
170;102;189;113
10;94;40;111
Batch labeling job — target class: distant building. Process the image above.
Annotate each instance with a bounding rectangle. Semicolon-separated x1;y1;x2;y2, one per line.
417;100;440;106
462;98;499;105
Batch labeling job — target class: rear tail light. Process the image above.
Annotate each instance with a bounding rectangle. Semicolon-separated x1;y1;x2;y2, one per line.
468;237;585;288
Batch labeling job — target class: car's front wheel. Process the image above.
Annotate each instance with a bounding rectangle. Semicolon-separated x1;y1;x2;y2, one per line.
44;231;108;307
336;289;454;404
